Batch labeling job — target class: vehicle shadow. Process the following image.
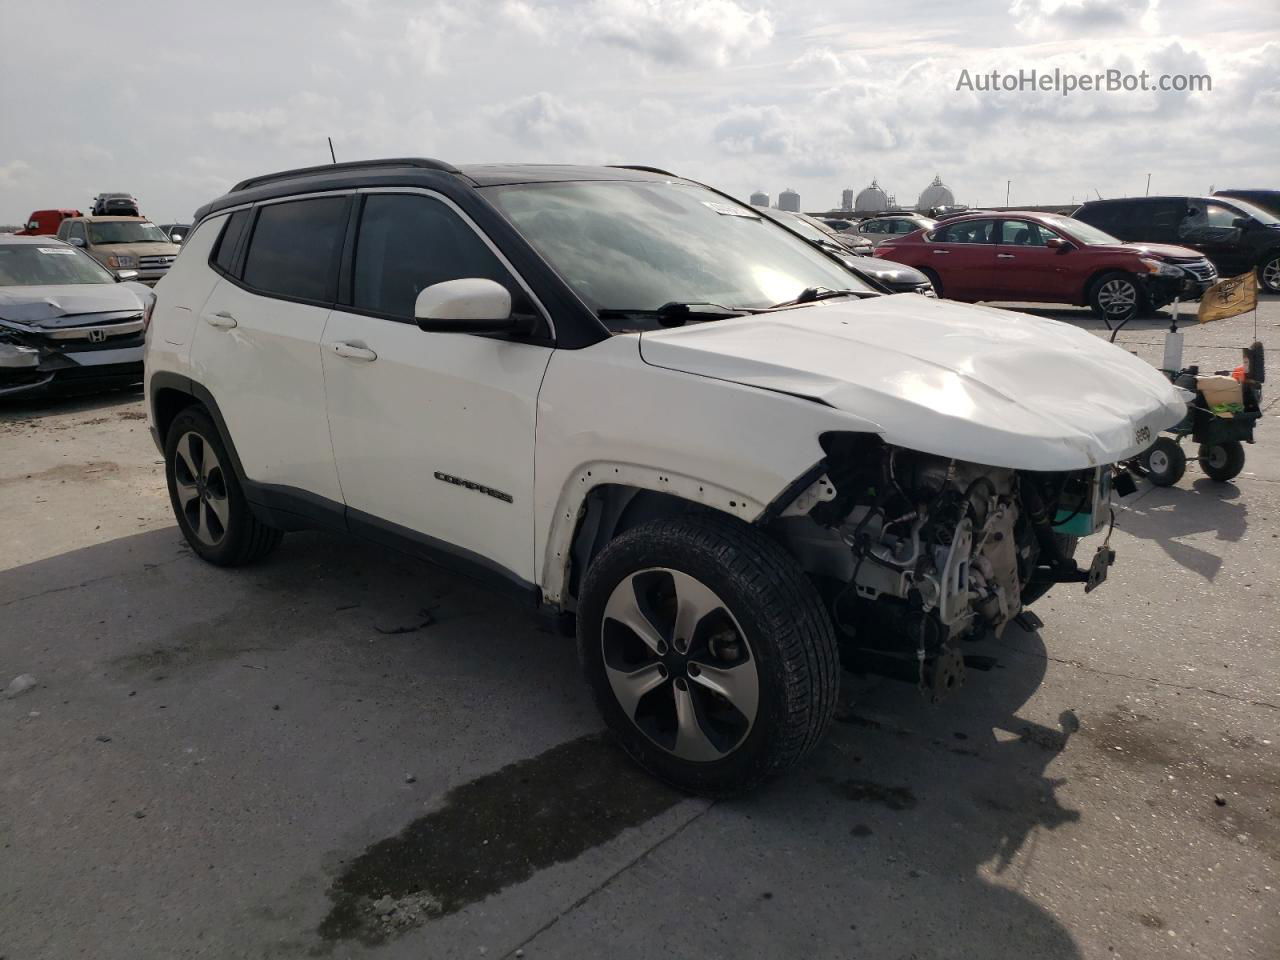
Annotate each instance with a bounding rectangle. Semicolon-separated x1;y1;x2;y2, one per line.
1114;478;1248;580
690;624;1085;959
0;384;144;422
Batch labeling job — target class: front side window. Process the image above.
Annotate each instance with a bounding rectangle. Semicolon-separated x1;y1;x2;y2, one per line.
87;221;170;245
352;194;517;319
933;219;995;243
486;180;868;316
0;244;117;286
242;197;349;302
999;220;1057;246
69;222;87;243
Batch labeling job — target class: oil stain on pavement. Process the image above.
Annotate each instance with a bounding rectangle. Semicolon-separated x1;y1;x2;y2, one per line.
316;734;684;946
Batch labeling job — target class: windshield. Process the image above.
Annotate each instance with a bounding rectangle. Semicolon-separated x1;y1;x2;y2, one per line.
1221;198;1279;225
1049;215;1121;245
0;244;117;286
487;180;870;320
88;221;169;244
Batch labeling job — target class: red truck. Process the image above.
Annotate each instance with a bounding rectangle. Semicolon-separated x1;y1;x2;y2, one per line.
15;209;84;236
874;210;1218;323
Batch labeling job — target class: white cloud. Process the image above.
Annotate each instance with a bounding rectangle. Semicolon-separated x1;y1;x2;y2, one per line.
1011;0;1161;37
0;160;29;187
585;0;774;67
502;0;550;36
786;47;868;81
490;92;592;146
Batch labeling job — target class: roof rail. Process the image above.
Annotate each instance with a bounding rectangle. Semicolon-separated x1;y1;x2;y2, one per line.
230;157;460;193
608;164;678;177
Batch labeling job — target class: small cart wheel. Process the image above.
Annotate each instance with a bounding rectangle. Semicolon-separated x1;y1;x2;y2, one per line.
1198;440;1245;483
1143;437;1186;487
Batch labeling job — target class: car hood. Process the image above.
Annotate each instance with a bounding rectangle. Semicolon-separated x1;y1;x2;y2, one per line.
1105;242;1205;261
638;295;1186;471
0;283;148;327
843;256;929;286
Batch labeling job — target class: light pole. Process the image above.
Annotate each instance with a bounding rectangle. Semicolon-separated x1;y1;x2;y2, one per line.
1005;180;1011;207
1145;173;1151;196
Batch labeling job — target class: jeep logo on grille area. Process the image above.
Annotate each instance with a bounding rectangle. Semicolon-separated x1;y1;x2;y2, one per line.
87;329;108;343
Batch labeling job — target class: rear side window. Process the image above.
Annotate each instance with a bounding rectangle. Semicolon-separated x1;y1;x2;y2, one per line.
242;196;349;302
352;194;516;319
934;219;994;243
211;210;251;275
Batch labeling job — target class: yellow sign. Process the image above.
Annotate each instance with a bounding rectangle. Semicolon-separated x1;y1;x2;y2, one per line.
1197;270;1257;324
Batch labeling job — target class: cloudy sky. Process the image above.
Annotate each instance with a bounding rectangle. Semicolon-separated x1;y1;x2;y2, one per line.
1;0;1276;223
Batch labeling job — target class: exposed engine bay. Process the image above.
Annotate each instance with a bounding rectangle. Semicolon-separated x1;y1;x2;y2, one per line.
773;433;1117;697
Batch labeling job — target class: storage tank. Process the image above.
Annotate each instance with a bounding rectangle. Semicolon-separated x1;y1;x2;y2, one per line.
854;179;889;212
841;188;854;212
917;175;956;212
749;190;770;207
778;188;801;212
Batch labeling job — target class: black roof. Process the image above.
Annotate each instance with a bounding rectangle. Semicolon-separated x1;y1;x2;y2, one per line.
195;158;680;222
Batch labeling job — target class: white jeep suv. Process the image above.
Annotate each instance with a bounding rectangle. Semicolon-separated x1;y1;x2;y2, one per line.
146;159;1185;795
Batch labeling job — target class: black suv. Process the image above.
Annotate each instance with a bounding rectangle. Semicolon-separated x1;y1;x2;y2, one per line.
1215;189;1280;218
92;192;141;217
1073;196;1280;293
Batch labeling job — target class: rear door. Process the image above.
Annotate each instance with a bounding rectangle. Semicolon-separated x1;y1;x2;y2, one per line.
190;194;350;506
320;190;553;588
991;219;1075;302
922;218;997;299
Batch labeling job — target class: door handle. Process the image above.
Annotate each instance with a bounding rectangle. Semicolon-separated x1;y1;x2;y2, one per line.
331;341;378;362
204;311;238;329
997;253;1016;259
933;249;950;255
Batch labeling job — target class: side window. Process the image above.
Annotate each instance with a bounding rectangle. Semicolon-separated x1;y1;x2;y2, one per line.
935;219;995;243
242;196;349;302
1203;204;1242;228
69;222;87;244
352;194;518;320
56;220;70;239
211;209;252;276
999;220;1054;245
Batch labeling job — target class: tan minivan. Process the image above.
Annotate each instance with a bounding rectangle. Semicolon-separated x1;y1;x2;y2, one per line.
55;216;181;285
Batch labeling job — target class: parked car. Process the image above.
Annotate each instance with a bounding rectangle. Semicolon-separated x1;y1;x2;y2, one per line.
0;235;152;397
1073;196;1280;294
817;217;856;232
754;206;873;257
1214;189;1280;218
55;216;181;285
92;192;141;217
875;210;1217;322
159;223;193;243
146;158;1184;795
754;207;930;294
14;209;84;236
853;214;936;247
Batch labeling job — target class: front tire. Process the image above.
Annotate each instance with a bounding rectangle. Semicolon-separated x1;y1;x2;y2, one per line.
164;406;282;565
1198;440;1245;482
1143;436;1186;487
1090;272;1147;324
920;267;944;298
577;515;838;797
1259;253;1280;294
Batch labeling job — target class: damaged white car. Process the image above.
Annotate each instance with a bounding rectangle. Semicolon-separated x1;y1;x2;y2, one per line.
145;160;1185;795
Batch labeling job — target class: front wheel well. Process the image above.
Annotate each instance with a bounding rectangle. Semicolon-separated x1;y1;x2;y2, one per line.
152;387;200;444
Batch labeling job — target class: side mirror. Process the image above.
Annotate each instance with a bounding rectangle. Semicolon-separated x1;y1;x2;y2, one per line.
414;278;534;334
1232;217;1250;229
1046;237;1072;252
115;269;139;281
68;236;85;247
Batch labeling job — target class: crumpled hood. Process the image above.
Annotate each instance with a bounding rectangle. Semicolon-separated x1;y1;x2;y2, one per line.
0;283;148;327
639;295;1187;471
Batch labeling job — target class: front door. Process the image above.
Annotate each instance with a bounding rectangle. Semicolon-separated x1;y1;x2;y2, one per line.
320;191;553;589
1177;201;1252;277
991;219;1075;302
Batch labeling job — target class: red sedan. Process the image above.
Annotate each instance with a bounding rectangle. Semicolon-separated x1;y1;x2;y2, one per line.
873;210;1218;322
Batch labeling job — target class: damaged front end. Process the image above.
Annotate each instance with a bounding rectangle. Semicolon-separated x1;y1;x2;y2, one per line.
770;433;1121;700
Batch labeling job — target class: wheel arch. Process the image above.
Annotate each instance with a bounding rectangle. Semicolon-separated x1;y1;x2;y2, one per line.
147;372;250;486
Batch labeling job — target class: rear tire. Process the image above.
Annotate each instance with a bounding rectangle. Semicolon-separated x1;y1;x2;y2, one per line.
920;267;944;298
577;514;838;797
1142;436;1186;487
164;406;282;565
1198;440;1245;482
1089;271;1147;324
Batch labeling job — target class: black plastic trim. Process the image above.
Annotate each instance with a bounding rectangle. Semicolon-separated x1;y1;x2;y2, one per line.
755;460;828;526
231;157;460;193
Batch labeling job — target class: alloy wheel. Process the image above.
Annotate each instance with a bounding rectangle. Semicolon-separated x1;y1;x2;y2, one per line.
173;431;229;546
1098;278;1137;316
1263;258;1280;292
601;568;758;762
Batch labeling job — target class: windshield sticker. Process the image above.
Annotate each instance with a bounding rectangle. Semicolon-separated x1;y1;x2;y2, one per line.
701;201;760;219
37;247;78;255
